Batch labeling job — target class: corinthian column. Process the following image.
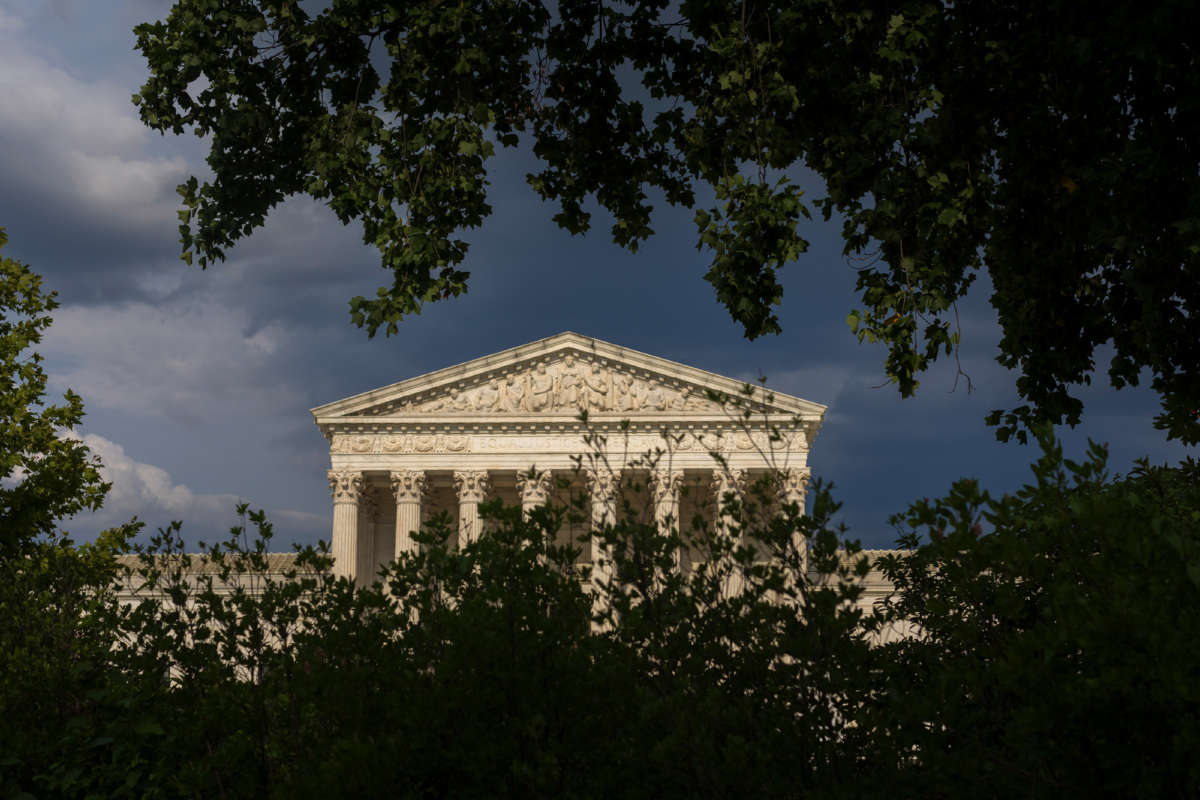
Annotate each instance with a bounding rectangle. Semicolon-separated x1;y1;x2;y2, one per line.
651;468;685;573
781;467;812;575
516;468;553;517
356;487;378;586
586;468;619;566
390;469;427;558
712;467;747;597
328;470;364;581
650;469;685;533
711;467;748;534
453;470;490;549
586;468;620;626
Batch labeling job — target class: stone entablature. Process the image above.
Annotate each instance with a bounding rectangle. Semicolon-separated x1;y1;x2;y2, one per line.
328;429;802;457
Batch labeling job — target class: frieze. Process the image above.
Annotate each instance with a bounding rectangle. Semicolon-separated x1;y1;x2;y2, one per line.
329;429;806;455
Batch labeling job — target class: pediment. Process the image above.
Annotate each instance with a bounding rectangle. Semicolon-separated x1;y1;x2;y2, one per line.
368;353;728;417
312;332;826;425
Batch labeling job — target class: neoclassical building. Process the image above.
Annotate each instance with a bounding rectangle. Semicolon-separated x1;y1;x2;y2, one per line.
114;332;901;636
312;332;830;586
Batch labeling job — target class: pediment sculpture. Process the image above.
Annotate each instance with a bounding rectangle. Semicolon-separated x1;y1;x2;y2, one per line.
386;353;734;416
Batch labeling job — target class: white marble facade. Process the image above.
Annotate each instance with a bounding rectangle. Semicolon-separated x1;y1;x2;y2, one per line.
312;332;828;585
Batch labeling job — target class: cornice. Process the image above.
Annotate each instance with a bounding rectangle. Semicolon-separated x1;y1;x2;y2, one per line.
316;415;821;443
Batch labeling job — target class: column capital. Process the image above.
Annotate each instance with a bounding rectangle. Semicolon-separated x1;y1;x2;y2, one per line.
453;469;490;503
780;467;811;504
650;468;685;502
390;469;427;503
585;468;620;504
711;467;748;497
328;470;365;504
516;468;554;506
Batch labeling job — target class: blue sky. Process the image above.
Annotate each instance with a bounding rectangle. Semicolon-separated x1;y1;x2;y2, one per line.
0;0;1191;549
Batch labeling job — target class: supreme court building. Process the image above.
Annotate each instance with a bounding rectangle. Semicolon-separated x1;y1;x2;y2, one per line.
311;332;832;586
117;332;900;633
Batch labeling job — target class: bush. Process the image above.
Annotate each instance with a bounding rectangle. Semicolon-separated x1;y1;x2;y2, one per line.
3;231;1195;796
870;432;1200;798
22;460;874;799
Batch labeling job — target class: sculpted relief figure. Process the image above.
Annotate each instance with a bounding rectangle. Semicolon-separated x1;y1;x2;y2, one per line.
555;354;583;409
642;381;669;411
381;434;411;453
684;389;714;411
611;372;637;412
426;387;471;412
528;362;554;411
583;363;609;410
505;373;527;411
475;380;501;411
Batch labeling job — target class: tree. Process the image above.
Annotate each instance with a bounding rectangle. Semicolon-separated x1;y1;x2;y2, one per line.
0;229;110;554
0;230;140;798
133;0;1200;442
866;433;1200;797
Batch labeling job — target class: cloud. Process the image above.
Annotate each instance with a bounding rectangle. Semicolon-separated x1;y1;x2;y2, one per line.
0;42;190;235
42;300;301;424
0;6;25;34
66;432;327;546
82;432;240;518
0;2;380;315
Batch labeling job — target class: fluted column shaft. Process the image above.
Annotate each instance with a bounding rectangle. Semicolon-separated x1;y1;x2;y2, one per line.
781;467;812;575
454;470;490;549
651;469;684;532
356;487;378;586
390;469;427;558
587;469;619;563
586;469;620;627
712;467;747;534
329;470;365;581
712;468;747;596
651;468;685;572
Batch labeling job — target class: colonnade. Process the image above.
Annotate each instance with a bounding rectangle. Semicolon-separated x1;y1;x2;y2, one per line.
328;466;811;584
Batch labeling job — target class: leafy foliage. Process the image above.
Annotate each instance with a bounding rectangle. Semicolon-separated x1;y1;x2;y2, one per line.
0;231;140;798
870;431;1200;798
1;232;1195;795
0;228;110;554
135;0;1200;441
0;528;139;799
2;407;1197;796
5;463;882;798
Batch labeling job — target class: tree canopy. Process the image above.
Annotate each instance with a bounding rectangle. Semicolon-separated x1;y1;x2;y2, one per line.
133;0;1200;442
0;229;110;554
